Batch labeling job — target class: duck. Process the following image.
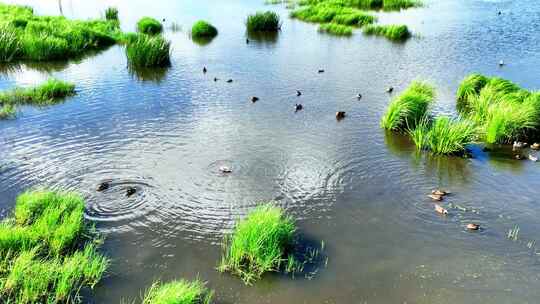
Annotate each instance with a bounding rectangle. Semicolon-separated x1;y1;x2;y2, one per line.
434;204;448;215
336;111;346;120
499;60;505;67
126;187;137;197
428;194;443;201
531;143;540;150
219;166;232;173
386;87;394;93
498;11;502;15
203;67;207;73
295;104;303;111
431;189;449;196
318;69;325;73
251;96;259;103
214;77;219;82
513;141;527;150
356;93;362;100
515;154;524;160
226;79;233;83
467;223;480;231
246;38;250;44
97;182;110;192
529;154;538;162
296;90;302;97
162;18;166;22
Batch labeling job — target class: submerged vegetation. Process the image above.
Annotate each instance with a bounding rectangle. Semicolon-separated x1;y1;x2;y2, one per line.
126;34;171;68
218;205;296;284
0;78;75;106
105;7;119;21
363;24;410;40
191;20;218;38
246;11;282;32
0;190;109;303
137;17;163;35
142;279;213;304
0;3;122;62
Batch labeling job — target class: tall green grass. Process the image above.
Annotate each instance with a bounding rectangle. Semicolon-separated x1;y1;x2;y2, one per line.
0;190;109;303
410;116;476;154
218;205;296;285
142;279;213;304
0;78;75;106
126;34;171;68
246;11;282;32
380;81;435;132
319;23;353;35
297;0;420;11
290;4;376;27
363;24;410;40
137;17;163;35
0;3;122;62
191;20;218;38
0;103;15;119
105;7;119;21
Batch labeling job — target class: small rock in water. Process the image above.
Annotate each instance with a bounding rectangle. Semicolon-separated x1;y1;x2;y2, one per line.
387;87;394;93
219;166;232;173
226;79;233;83
467;223;480;231
126;187;137;197
97;182;110;192
428;194;443;201
434;204;448;215
529;154;538;162
251;96;259;103
295;104;303;111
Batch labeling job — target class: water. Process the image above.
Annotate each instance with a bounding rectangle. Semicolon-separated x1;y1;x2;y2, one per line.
1;0;540;302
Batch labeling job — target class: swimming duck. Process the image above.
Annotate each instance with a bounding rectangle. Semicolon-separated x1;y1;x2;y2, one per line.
387;87;394;93
467;223;480;231
203;67;207;73
214;77;219;82
226;79;233;83
246;38;250;44
97;182;110;192
515;154;524;160
529;154;538;162
318;69;325;73
431;189;449;196
356;93;362;100
434;204;448;215
531;143;540;150
513;141;527;149
498;11;502;15
219;166;232;173
499;60;505;67
336;111;346;119
251;96;259;103
295;104;303;111
296;90;302;97
126;187;137;197
428;194;443;201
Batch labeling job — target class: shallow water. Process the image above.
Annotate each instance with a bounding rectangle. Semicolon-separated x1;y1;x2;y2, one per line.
1;0;540;303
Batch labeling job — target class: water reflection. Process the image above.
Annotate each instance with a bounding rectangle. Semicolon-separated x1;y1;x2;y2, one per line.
246;30;279;44
128;65;170;82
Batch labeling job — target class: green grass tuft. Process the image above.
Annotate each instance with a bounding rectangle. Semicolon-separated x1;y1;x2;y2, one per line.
246;11;282;32
410;116;476;154
0;103;15;119
126;34;171;68
191;20;218;38
363;24;410;40
142;279;213;304
0;78;75;106
381;81;435;132
218;205;296;285
319;23;353;35
137;17;163;35
105;7;119;21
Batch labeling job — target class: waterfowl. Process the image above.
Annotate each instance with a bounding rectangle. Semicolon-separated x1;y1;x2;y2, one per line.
434;204;448;215
386;87;394;93
97;182;110;192
214;77;219;82
251;96;259;103
336;111;346;119
295;104;303;111
219;166;232;173
467;223;480;231
246;38;250;44
531;143;540;150
126;187;137;197
428;194;443;201
431;189;449;196
226;79;233;83
203;67;207;73
162;18;166;22
498;11;502;15
529;154;538;162
356;93;362;100
318;69;325;73
499;60;505;67
515;154;524;160
296;90;302;97
513;141;526;149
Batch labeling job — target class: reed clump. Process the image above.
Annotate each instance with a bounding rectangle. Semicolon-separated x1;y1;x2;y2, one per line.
126;34;171;68
218;205;296;285
105;7;119;21
142;279;214;304
380;81;435;132
410;117;477;155
290;3;376;27
0;3;122;62
0;190;109;303
297;0;420;11
191;20;218;38
137;17;163;35
319;23;353;35
246;11;282;32
363;24;410;40
0;78;75;106
0;103;15;119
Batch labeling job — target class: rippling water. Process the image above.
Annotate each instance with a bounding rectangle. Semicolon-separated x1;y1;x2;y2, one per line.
1;0;540;303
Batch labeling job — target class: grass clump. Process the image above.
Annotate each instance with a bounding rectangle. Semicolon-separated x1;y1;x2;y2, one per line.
105;7;119;21
0;78;75;106
142;279;213;304
0;104;15;119
363;24;410;40
381;81;435;132
319;23;353;35
290;3;376;27
191;20;218;38
410;117;476;155
126;34;171;68
0;3;122;62
246;11;282;32
218;205;296;285
297;0;420;11
137;17;163;35
0;190;109;303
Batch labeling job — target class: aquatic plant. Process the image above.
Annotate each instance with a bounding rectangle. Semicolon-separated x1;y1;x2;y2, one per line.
218;205;296;284
142;279;213;304
137;17;163;35
0;190;109;303
105;7;119;21
380;81;435;132
363;24;410;40
0;103;15;119
410;116;476;154
0;78;75;106
290;4;376;27
319;23;353;35
297;0;420;11
126;34;171;68
0;3;122;62
246;11;282;32
191;20;218;38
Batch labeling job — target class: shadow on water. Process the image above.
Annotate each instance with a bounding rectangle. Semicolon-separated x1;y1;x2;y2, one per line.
128;65;170;83
246;30;280;45
191;36;216;47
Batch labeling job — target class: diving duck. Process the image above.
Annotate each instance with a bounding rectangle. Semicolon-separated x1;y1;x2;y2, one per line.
296;90;302;97
434;204;448;215
126;187;137;197
203;67;207;73
386;87;394;93
531;143;540;150
251;96;259;103
97;182;110;192
428;194;443;201
219;166;232;173
336;111;346;119
295;104;303;111
431;189;449;196
467;223;480;231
